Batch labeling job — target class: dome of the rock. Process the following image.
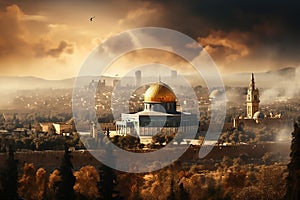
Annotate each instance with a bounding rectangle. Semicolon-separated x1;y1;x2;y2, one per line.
144;82;176;103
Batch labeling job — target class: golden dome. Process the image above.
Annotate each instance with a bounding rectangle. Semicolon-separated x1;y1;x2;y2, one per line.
144;82;176;103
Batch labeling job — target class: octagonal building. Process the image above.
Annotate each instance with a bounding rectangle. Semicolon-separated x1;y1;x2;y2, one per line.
116;82;198;137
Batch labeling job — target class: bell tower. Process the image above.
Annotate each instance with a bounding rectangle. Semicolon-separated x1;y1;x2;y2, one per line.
246;73;260;118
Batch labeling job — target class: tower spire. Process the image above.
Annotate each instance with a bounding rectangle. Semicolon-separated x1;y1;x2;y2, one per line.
246;73;260;118
249;73;255;90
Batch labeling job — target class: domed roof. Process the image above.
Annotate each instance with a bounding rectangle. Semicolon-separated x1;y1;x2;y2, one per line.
144;82;176;103
253;111;264;119
209;89;221;99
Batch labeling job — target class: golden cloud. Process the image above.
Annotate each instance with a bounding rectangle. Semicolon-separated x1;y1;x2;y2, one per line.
197;30;250;63
118;2;162;27
0;4;74;59
0;4;28;56
34;40;74;58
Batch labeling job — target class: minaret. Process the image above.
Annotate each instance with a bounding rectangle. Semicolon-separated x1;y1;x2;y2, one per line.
246;73;260;118
90;122;97;138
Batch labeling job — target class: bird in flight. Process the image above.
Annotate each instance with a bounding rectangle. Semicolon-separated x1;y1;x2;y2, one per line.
90;16;95;21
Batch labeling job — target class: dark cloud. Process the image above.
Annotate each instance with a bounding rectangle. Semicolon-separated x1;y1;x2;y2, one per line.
140;0;300;71
197;30;250;63
101;31;134;55
34;40;74;58
156;0;300;33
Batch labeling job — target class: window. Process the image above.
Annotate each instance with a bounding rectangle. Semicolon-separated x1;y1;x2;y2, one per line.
254;95;257;101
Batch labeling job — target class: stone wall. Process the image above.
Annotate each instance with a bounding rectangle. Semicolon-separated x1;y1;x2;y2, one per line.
0;142;290;173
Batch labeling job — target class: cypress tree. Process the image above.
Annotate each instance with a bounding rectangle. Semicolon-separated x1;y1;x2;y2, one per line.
98;163;117;200
132;186;142;200
56;143;76;200
0;145;19;200
98;145;121;200
286;116;300;199
179;183;190;200
167;175;176;200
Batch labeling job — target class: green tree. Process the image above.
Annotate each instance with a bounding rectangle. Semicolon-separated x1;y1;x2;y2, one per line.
74;165;100;199
47;169;61;199
179;183;190;200
17;164;47;200
98;164;118;200
131;184;142;200
56;144;76;200
0;145;19;200
18;163;36;199
220;156;233;169
98;146;121;200
36;168;47;200
225;169;246;188
111;135;141;150
255;166;286;200
236;186;264;200
286;117;300;200
152;133;166;146
167;175;176;200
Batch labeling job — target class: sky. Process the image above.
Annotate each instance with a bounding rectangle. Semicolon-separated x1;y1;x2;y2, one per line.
0;0;300;80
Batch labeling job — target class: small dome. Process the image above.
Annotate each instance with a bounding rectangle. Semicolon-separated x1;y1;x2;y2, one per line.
209;90;221;99
144;82;176;103
253;111;264;119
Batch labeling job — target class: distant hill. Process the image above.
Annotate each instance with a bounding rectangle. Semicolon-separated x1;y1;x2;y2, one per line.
222;67;298;88
0;75;117;91
0;66;298;91
0;76;71;91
